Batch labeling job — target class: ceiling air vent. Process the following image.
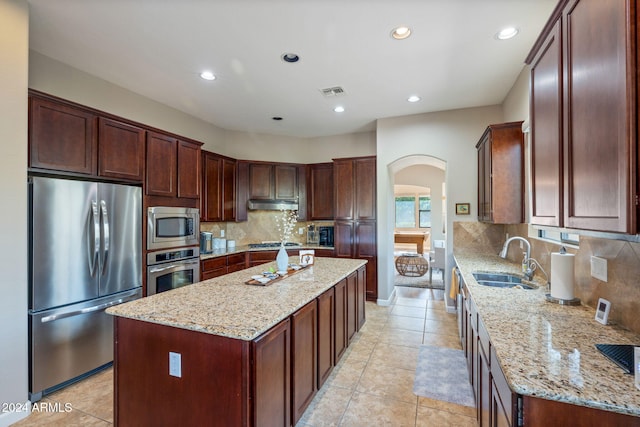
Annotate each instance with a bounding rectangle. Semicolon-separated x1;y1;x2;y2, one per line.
320;86;346;97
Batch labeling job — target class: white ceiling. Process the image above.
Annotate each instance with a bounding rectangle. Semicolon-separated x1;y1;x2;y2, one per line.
27;0;556;138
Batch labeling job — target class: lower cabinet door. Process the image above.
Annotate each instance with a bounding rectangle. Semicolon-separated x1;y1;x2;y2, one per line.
291;301;318;424
317;288;335;388
334;278;348;362
253;319;291;427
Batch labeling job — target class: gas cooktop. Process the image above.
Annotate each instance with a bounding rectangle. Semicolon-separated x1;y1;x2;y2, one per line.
248;242;302;249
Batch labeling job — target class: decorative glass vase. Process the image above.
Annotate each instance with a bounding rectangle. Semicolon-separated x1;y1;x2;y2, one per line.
276;244;289;272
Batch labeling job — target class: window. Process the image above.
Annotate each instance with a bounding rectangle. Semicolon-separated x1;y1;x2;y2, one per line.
395;196;415;228
537;229;579;246
395;195;431;228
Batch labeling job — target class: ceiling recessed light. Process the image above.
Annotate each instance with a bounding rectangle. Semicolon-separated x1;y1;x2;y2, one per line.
496;27;519;40
281;53;300;63
333;106;345;113
200;71;216;80
391;26;411;40
272;116;283;121
407;95;421;103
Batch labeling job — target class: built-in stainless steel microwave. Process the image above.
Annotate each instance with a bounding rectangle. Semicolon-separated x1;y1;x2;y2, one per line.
147;207;199;250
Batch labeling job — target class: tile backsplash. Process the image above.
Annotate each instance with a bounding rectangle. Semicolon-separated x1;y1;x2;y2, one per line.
201;211;333;246
453;221;640;335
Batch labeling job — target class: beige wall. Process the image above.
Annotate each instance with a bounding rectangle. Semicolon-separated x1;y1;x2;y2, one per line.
0;0;29;424
502;66;531;125
29;51;228;154
225;129;375;164
376;105;503;305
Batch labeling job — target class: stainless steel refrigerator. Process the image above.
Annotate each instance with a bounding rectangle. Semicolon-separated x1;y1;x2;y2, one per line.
28;176;142;401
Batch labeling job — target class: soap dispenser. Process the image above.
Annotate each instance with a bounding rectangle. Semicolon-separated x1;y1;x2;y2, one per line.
521;252;528;273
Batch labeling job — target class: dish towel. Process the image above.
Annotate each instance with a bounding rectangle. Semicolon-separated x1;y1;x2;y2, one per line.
449;267;458;300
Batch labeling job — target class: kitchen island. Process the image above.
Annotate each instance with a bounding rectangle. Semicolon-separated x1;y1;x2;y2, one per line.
107;257;366;426
454;248;640;426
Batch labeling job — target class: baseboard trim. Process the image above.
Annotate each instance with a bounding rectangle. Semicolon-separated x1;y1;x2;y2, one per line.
0;401;30;427
376;288;397;306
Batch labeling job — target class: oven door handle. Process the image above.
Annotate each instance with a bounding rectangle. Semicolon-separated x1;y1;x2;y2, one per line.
149;260;199;273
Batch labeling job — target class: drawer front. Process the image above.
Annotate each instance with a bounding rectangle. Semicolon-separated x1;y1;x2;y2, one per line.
227;253;246;266
249;250;278;262
202;257;226;272
227;263;246;274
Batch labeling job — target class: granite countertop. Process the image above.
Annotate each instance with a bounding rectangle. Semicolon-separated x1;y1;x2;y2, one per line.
107;257;365;341
454;248;640;417
200;244;334;260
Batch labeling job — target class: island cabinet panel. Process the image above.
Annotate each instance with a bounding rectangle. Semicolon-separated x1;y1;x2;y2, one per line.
29;96;97;175
334;277;348;362
113;317;250;427
307;163;334;220
346;271;358;343
356;266;366;330
98;118;145;182
521;395;640;427
252;319;291;427
291;300;318;424
317;287;335;388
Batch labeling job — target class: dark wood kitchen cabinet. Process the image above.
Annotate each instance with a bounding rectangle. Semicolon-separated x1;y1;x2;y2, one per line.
146;131;201;200
317;287;334;388
291;300;317;424
249;162;299;201
201;150;236;222
98;118;145;182
253;319;291;427
526;0;638;234
307;163;334;220
333;156;377;301
346;271;358;343
201;253;247;280
334;277;348;362
476;122;524;224
29;92;145;183
29;95;97;175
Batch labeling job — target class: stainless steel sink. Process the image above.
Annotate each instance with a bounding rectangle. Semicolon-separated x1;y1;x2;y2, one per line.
472;272;535;290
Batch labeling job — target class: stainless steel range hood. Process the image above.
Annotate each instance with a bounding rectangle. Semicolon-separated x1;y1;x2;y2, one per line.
247;199;299;211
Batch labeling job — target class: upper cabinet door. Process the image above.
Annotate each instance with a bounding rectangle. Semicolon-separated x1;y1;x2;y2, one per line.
563;0;634;233
249;163;274;200
145;132;177;197
177;141;200;199
222;158;237;221
201;151;223;222
354;158;376;220
29;96;97;175
98;118;145;182
530;19;563;227
308;163;334;220
274;165;298;200
333;159;355;220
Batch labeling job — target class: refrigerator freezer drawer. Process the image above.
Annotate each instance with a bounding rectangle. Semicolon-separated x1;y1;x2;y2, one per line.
29;288;141;399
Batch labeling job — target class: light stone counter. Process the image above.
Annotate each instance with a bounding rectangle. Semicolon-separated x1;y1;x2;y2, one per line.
454;248;640;417
200;244;334;260
107;257;365;341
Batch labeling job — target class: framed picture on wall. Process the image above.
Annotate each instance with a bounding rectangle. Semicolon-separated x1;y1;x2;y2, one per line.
455;203;470;215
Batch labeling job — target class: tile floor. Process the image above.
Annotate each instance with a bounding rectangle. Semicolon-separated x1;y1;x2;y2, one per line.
12;286;477;426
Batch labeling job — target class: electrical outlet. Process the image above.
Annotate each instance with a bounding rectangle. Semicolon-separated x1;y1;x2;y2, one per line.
169;352;182;377
299;227;304;235
591;256;608;282
220;230;225;238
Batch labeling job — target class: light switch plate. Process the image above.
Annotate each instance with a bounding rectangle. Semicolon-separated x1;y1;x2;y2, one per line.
169;352;182;378
591;256;608;282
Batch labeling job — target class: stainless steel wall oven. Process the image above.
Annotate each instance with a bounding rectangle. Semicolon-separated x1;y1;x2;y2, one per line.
147;247;200;295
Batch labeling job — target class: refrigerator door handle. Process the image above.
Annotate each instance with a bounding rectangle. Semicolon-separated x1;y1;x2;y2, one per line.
89;200;100;276
39;292;137;324
100;200;110;275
